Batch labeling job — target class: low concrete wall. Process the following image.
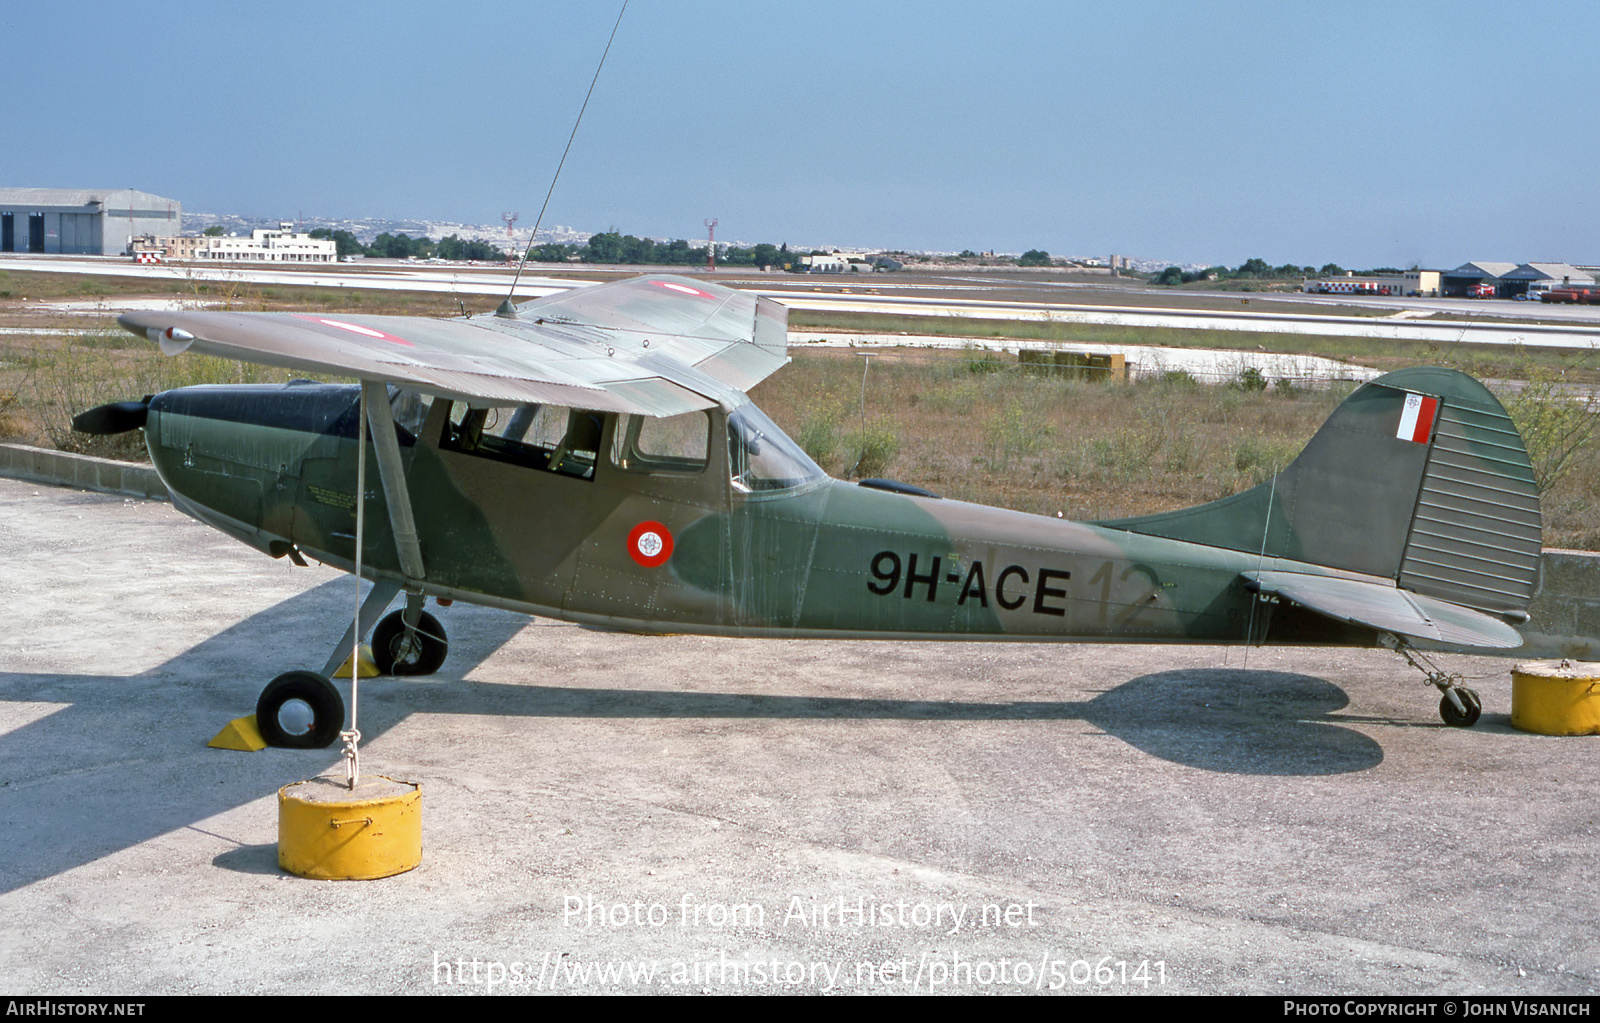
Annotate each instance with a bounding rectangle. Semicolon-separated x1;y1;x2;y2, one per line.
1521;550;1600;660
0;442;169;501
2;439;1597;656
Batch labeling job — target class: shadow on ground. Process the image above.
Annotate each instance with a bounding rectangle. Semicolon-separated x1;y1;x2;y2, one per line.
1;582;1383;895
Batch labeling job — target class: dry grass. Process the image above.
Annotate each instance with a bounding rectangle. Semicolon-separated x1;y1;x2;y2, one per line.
3;271;1600;550
0;331;306;459
751;349;1342;521
750;347;1600;551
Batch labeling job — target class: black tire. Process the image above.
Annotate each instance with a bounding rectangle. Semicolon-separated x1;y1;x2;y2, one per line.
1439;687;1482;728
372;609;448;676
256;671;344;749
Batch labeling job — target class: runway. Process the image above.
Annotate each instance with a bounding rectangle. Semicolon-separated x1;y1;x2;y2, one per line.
763;291;1600;350
8;254;1600;352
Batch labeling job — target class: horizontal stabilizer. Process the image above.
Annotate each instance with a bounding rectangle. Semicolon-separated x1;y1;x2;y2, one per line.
1244;570;1523;649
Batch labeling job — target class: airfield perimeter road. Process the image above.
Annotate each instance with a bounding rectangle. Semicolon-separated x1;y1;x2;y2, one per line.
1;476;1596;996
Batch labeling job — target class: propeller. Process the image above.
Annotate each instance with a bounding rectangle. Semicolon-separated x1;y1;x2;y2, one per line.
71;397;152;436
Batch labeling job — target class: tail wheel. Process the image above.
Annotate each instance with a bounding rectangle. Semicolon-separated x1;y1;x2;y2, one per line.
372;610;448;676
1439;687;1482;728
256;671;344;749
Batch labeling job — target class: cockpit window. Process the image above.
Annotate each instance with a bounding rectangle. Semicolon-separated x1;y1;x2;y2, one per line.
441;402;600;478
727;404;825;493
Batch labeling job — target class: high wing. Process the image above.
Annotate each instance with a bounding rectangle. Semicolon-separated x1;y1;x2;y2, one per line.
1243;570;1524;649
116;274;789;417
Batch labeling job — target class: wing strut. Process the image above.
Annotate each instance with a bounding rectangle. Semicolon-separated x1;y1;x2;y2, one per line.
319;383;427;684
362;380;427;585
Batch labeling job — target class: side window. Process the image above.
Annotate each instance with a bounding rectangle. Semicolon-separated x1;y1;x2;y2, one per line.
610;411;710;475
440;403;579;474
498;404;568;447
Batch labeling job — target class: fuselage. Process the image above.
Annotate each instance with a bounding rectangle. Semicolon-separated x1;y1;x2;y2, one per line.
140;382;1372;646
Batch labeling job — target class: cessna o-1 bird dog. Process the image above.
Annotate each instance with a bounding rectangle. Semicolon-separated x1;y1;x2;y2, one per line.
74;274;1541;746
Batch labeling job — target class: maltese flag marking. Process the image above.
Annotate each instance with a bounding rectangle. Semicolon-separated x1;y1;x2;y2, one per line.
1396;392;1439;444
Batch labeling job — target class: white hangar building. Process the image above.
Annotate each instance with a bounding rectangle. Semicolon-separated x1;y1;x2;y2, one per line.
0;187;182;255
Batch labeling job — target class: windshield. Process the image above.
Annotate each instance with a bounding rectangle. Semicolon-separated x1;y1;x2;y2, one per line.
727;404;825;493
387;386;432;439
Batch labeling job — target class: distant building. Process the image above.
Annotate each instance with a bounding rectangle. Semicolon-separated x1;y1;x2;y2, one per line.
1303;270;1440;297
801;252;845;272
138;222;336;263
1440;261;1593;298
1498;263;1594;298
0;187;181;255
1441;261;1520;298
801;252;875;273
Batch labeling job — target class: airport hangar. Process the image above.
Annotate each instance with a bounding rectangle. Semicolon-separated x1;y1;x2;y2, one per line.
0;187;181;256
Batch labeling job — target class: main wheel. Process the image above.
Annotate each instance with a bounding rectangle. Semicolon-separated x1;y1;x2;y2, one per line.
256;671;344;749
372;609;448;676
1439;687;1482;728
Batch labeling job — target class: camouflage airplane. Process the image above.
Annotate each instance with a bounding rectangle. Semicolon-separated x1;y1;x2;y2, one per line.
76;275;1541;746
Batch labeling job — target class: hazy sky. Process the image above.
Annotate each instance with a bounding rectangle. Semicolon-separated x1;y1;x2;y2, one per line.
7;1;1596;268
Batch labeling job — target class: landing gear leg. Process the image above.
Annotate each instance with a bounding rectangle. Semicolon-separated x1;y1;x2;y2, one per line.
1381;633;1483;727
320;578;403;680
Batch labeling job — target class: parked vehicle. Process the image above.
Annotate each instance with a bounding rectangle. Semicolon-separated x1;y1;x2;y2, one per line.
1540;288;1599;304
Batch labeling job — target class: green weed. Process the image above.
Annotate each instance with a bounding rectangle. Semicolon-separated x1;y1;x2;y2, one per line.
964;343;1005;374
795;405;843;469
1232;436;1301;485
985;399;1046;470
843;420;900;479
1504;370;1600;492
1234;366;1268;392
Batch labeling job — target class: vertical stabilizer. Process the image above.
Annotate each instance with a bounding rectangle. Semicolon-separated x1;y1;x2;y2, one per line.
1097;368;1541;614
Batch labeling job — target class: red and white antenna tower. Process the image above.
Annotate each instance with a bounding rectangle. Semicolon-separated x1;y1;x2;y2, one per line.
502;212;519;262
704;217;717;272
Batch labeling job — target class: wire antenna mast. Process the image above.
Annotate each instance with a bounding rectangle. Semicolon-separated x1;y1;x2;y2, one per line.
498;0;628;317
